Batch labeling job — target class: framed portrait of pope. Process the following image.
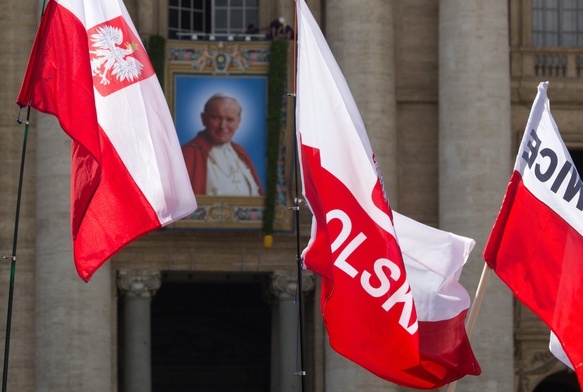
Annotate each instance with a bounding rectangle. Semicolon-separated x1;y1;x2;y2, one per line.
165;39;293;231
175;76;267;198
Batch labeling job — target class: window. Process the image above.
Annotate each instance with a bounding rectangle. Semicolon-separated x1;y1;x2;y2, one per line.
168;0;207;39
533;0;583;46
168;0;259;39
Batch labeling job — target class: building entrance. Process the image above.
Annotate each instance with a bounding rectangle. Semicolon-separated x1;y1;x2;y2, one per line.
151;273;272;391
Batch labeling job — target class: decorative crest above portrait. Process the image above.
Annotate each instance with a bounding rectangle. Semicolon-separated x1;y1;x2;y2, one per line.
169;40;270;75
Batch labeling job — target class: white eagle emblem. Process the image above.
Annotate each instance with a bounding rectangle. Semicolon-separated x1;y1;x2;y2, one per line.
89;25;144;85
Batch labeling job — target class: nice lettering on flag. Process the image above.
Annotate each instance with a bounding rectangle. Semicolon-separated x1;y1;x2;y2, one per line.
518;96;583;224
484;81;583;386
17;0;196;281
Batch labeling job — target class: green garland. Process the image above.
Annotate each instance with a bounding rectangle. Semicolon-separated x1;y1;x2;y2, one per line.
147;35;166;89
263;40;288;236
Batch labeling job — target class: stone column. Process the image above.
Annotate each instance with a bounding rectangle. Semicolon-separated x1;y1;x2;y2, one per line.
270;270;314;392
137;0;158;37
325;0;398;206
118;270;161;392
439;1;513;391
35;114;113;392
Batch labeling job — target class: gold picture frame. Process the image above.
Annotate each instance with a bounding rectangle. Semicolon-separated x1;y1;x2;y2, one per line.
165;39;294;231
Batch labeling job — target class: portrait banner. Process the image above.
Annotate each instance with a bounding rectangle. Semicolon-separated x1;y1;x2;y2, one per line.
166;40;294;231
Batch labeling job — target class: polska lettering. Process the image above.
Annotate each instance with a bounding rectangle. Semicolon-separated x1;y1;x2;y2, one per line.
522;129;583;209
327;209;418;335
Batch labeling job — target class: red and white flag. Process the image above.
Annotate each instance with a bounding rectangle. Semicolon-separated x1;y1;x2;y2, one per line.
394;212;481;388
17;0;196;281
484;81;583;385
296;0;480;388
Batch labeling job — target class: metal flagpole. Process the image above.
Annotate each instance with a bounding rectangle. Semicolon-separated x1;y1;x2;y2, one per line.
3;2;48;390
290;1;306;390
444;263;492;392
2;107;32;392
291;162;307;392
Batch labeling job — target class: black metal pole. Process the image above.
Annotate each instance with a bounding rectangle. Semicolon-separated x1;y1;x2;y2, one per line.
293;147;306;392
3;2;47;388
2;107;31;392
290;92;306;391
291;3;305;390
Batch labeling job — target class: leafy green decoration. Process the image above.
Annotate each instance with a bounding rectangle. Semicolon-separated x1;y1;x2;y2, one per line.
263;40;288;235
147;35;166;89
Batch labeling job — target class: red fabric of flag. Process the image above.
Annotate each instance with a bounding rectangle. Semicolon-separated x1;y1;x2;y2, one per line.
300;144;421;377
296;0;480;388
17;0;196;281
484;82;583;386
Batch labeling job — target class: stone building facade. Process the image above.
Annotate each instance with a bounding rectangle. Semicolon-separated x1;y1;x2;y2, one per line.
0;0;581;391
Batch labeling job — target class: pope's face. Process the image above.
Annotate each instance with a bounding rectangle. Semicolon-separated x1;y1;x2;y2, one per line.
201;98;242;145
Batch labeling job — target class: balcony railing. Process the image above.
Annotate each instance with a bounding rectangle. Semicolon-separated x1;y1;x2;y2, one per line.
512;47;583;79
175;32;268;42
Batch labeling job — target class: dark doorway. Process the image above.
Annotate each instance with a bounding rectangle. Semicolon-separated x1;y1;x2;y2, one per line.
570;149;583;174
151;273;271;391
533;369;580;392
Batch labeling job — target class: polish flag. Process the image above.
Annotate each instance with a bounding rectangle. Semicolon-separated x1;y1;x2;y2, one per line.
484;82;583;385
296;0;480;388
394;212;481;388
17;0;196;281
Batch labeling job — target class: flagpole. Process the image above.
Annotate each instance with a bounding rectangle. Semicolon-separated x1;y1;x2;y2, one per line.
2;107;31;392
289;1;306;390
444;263;492;392
4;3;48;390
291;120;306;391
